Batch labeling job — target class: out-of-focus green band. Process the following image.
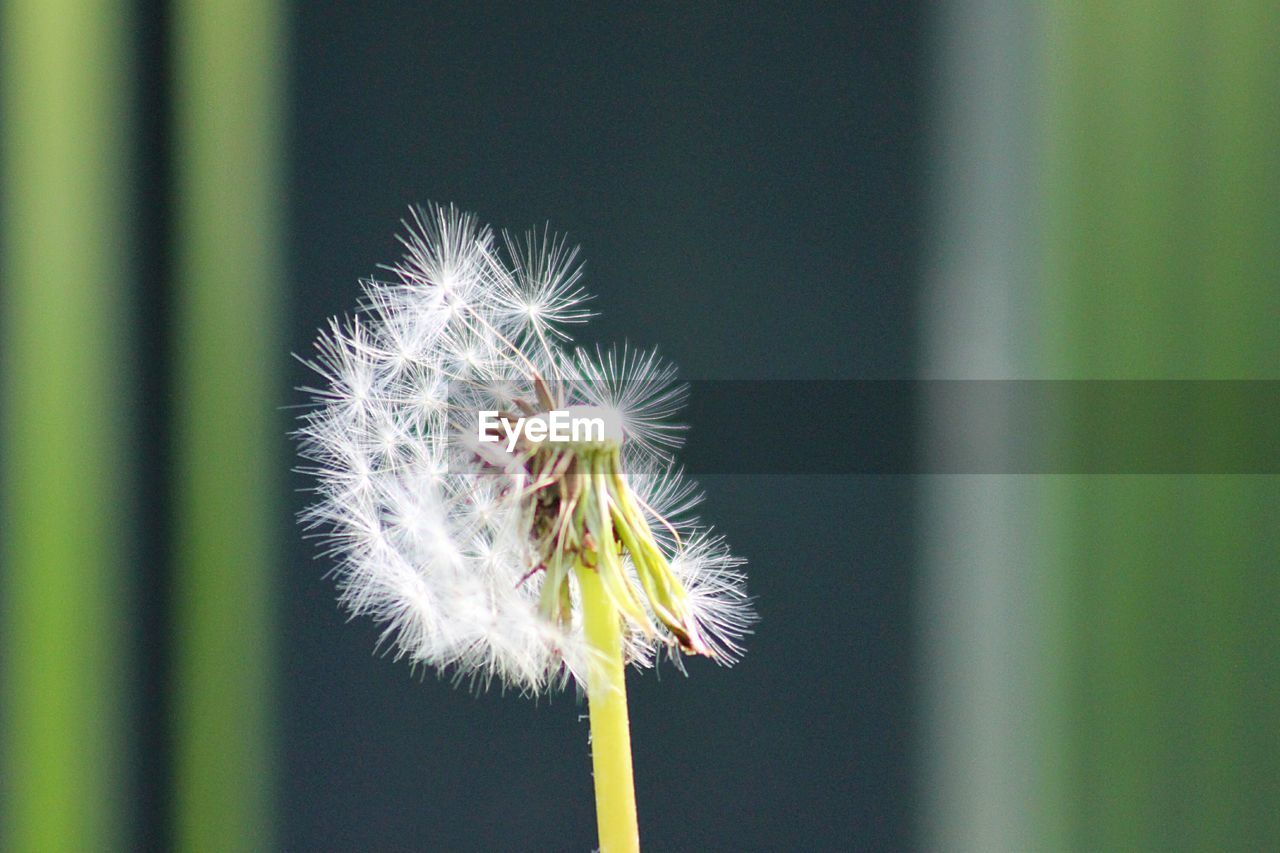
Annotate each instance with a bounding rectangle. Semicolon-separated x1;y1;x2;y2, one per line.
172;0;285;849
1042;2;1280;849
1;0;131;849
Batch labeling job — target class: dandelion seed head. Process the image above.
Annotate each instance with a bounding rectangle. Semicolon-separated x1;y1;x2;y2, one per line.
297;203;755;693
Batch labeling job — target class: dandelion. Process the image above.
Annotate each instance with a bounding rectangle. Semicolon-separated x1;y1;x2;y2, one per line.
296;203;754;851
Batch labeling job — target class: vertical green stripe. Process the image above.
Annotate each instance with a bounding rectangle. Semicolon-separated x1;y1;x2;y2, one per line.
172;1;284;848
1197;3;1280;846
1065;7;1193;848
1041;2;1279;849
1035;8;1076;847
1;0;131;849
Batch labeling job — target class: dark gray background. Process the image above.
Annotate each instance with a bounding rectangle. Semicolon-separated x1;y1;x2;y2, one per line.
284;3;921;850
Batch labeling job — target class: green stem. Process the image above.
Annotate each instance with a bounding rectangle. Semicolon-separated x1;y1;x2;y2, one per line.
579;560;641;853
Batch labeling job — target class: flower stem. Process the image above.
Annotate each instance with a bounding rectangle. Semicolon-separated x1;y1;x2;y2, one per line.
579;561;641;853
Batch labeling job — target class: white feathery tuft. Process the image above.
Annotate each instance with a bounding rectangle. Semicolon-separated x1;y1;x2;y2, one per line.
296;203;754;694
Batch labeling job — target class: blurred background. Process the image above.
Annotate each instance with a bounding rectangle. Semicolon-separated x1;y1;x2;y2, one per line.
2;1;1276;851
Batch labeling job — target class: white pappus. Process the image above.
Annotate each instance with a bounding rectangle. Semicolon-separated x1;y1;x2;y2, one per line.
296;203;755;694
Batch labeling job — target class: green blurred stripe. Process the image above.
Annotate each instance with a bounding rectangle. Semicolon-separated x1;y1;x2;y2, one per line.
1041;1;1279;849
1197;4;1280;847
1;0;131;849
172;1;284;849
